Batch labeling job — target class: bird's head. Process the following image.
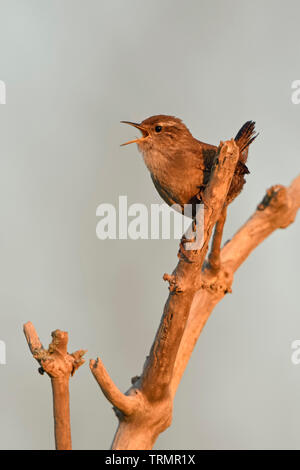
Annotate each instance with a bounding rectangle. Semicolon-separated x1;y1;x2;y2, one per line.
121;115;192;153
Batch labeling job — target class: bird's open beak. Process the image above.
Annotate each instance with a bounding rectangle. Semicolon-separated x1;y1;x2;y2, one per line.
120;121;149;146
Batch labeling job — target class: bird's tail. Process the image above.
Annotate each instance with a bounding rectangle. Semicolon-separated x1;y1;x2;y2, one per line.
234;121;258;166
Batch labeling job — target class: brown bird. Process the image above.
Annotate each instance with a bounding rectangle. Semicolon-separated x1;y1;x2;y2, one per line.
121;115;258;262
121;115;257;212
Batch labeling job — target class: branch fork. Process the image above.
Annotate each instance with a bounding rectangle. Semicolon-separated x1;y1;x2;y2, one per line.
90;140;245;449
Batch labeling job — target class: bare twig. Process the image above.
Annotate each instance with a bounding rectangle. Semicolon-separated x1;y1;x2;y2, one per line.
90;357;137;416
23;321;86;450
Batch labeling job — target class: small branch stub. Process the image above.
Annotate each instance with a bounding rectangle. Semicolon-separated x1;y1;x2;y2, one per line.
89;357;137;417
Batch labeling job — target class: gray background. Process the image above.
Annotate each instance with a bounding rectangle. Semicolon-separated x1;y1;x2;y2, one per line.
0;0;299;450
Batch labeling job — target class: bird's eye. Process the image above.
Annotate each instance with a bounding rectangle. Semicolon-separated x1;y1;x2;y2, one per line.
155;125;162;133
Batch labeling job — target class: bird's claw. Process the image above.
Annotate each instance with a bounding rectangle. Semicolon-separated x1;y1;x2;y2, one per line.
178;236;198;262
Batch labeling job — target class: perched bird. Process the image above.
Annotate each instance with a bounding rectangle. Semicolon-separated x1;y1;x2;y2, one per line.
121;115;258;212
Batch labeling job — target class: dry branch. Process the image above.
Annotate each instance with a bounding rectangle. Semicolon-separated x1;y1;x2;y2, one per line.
91;140;243;450
90;357;136;416
91;121;299;449
23;321;86;450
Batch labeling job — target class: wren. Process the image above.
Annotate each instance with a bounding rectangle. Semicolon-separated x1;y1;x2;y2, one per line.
121;115;257;212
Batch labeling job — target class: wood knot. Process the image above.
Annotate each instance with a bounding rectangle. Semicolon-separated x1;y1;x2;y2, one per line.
163;273;183;293
201;280;232;294
201;269;233;295
257;185;286;211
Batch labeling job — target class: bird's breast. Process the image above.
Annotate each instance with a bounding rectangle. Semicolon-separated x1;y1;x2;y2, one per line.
140;147;205;206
